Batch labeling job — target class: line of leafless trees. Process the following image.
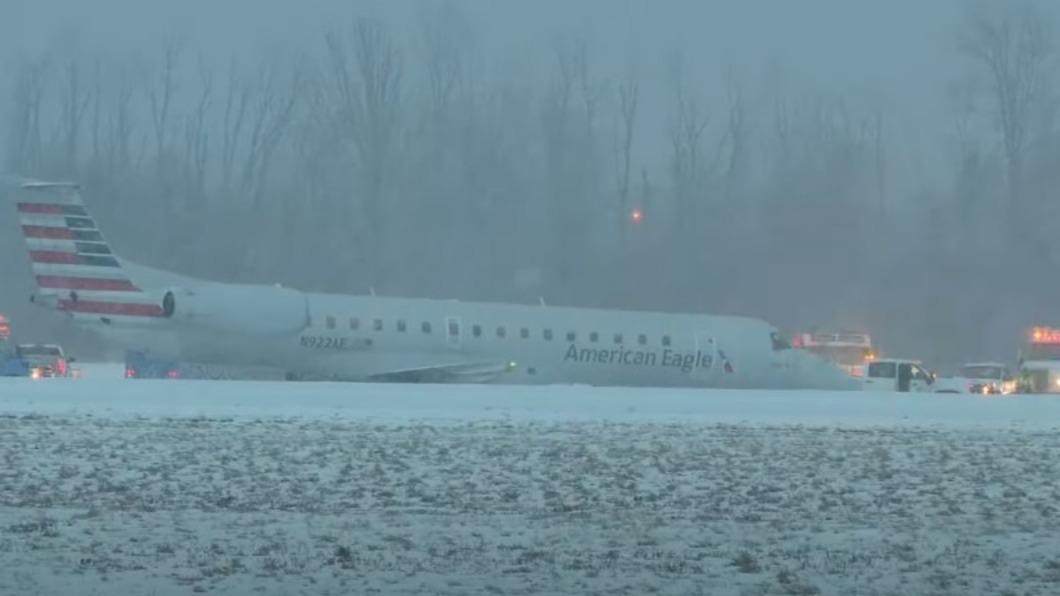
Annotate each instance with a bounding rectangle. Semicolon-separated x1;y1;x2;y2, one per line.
4;1;1060;366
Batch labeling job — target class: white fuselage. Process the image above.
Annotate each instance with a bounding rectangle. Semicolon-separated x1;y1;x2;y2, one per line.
87;282;856;389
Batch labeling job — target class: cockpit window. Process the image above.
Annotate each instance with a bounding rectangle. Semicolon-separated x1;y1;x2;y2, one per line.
771;332;790;351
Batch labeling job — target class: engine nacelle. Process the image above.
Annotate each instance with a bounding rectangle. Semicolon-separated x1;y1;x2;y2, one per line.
161;283;308;337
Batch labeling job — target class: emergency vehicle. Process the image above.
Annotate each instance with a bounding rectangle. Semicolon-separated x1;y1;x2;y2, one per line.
123;348;284;381
956;362;1017;395
15;344;72;379
792;331;876;378
1017;326;1060;393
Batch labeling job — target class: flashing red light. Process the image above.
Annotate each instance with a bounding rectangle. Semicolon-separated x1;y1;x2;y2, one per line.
167;369;181;380
1031;326;1060;345
630;208;644;223
125;367;137;379
791;335;804;348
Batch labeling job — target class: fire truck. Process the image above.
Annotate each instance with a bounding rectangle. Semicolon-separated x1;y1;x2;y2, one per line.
1017;326;1060;393
792;331;877;378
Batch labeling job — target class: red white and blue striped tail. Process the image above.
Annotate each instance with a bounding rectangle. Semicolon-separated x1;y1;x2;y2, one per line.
13;181;164;321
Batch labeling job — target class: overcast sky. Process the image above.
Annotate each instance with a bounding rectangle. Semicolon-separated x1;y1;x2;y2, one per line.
1;0;1051;186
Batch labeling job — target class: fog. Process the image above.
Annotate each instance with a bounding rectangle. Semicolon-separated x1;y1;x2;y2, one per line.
2;0;1059;369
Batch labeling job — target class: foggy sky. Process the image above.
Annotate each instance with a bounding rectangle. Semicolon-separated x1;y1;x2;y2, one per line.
0;0;1018;185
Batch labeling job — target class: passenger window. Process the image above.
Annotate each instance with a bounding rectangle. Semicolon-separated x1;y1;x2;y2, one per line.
566;331;576;342
520;327;529;339
472;324;482;338
662;335;671;347
638;334;647;346
614;334;623;345
397;320;407;333
373;319;383;332
326;316;336;330
544;329;553;341
349;317;360;331
589;332;599;343
422;321;432;334
497;326;506;339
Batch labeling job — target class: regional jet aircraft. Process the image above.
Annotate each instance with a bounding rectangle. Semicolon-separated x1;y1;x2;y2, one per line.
3;178;855;389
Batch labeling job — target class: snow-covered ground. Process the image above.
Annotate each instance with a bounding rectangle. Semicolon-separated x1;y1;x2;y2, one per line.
2;378;1060;595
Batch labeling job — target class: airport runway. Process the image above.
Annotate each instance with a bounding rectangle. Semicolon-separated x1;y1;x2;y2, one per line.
2;376;1060;595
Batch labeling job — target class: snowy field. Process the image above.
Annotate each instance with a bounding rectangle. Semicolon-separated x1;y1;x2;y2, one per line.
3;376;1060;595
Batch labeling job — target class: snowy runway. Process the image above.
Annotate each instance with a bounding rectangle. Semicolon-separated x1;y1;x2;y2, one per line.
2;378;1060;595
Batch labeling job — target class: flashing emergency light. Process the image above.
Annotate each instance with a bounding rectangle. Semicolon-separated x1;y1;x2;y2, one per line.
630;208;644;223
796;332;872;348
1030;326;1060;345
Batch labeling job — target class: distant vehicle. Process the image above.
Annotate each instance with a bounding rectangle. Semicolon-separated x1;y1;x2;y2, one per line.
1;341;29;377
863;358;937;393
792;331;876;378
1017;326;1060;393
955;362;1016;395
15;344;71;379
0;314;28;376
123;349;285;381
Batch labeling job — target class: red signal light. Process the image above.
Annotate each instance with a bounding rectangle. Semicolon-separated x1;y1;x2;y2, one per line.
630;208;644;223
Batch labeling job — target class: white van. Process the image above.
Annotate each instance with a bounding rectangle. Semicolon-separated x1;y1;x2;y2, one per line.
863;358;936;393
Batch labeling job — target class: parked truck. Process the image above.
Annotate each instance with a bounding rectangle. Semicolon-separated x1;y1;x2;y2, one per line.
1017;327;1060;393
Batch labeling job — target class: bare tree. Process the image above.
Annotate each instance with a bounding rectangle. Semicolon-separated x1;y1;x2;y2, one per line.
89;58;103;165
868;110;887;218
220;60;251;194
240;63;300;205
418;1;469;118
667;56;709;237
959;1;1054;216
149;41;182;177
717;73;749;205
103;66;138;176
615;75;638;244
325;17;403;285
183;60;213;200
573;40;605;138
6;55;50;172
58;57;92;171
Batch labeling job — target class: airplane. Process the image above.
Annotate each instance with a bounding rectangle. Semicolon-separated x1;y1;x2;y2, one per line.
2;177;857;389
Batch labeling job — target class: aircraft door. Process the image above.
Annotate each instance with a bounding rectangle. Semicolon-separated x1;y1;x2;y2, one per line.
897;363;912;392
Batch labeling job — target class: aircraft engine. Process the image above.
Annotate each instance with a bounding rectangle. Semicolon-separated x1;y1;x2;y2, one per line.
160;284;309;336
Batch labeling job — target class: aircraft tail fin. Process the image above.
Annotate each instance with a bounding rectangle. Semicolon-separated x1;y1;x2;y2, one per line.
11;180;164;320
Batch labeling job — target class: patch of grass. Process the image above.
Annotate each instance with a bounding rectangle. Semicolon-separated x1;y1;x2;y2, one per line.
731;550;761;574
